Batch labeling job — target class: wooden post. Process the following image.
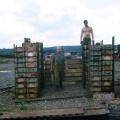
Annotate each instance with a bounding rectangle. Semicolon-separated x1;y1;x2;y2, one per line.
112;36;115;92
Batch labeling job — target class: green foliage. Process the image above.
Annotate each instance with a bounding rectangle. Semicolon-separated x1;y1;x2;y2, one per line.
0;49;14;57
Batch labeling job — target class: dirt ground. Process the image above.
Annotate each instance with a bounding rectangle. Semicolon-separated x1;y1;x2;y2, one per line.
0;58;120;112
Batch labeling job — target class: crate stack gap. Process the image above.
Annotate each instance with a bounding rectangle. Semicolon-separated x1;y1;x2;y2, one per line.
14;40;43;99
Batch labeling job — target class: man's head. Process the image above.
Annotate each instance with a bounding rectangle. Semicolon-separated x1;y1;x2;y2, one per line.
83;20;88;27
56;46;62;53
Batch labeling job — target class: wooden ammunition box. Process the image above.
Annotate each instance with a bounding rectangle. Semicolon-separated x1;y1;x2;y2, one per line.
26;62;37;67
16;78;25;83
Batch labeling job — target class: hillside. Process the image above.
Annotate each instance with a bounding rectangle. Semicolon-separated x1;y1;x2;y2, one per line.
0;46;81;57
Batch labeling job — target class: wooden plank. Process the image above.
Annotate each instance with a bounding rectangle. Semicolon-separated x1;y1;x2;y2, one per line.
102;66;112;71
102;76;112;81
64;77;82;81
63;81;81;85
65;65;82;69
64;72;82;77
91;77;101;81
16;94;26;99
65;60;82;65
101;81;112;86
91;82;101;86
27;88;38;93
64;69;82;73
27;93;38;98
91;87;101;92
16;47;24;52
102;56;113;60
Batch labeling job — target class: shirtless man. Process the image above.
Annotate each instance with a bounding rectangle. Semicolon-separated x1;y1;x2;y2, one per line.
80;20;94;45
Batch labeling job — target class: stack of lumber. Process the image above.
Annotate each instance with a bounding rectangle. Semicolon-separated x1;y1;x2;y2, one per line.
63;59;83;85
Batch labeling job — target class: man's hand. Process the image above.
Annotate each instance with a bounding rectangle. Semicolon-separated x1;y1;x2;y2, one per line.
80;41;83;45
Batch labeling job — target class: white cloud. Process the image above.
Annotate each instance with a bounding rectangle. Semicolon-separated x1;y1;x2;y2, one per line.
0;0;120;48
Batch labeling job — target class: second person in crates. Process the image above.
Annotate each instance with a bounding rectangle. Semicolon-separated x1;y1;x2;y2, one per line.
51;46;64;90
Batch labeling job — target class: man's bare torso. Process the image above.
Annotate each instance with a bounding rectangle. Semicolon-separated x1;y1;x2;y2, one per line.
82;26;92;38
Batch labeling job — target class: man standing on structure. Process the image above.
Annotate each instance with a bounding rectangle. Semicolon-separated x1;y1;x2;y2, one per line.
80;20;94;45
80;20;94;89
51;46;64;90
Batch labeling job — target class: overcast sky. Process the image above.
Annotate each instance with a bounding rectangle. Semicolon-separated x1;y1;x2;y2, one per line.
0;0;120;48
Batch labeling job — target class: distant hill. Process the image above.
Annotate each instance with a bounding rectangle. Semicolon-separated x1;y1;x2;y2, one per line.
0;45;119;58
0;49;14;58
0;46;82;57
43;46;81;55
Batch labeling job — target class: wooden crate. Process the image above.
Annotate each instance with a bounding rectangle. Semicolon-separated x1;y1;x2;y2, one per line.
27;94;38;98
16;58;25;63
102;66;112;71
16;73;26;78
27;83;38;88
26;68;37;72
15;52;24;57
64;77;82;81
26;78;38;83
64;69;82;73
102;56;113;60
102;76;112;81
16;88;26;94
101;81;112;86
91;87;101;92
16;67;26;72
25;52;37;57
102;50;113;55
16;94;26;99
92;77;101;81
64;72;82;77
102;45;113;49
27;88;38;93
102;71;112;76
102;61;112;65
16;63;25;67
91;81;101;86
65;64;82;69
16;47;24;52
65;59;82;65
25;73;39;77
16;78;26;83
26;57;37;62
16;83;26;89
26;62;37;67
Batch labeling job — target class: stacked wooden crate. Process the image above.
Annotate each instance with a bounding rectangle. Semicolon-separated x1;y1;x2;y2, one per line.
44;57;52;85
90;45;102;92
63;59;82;84
14;41;43;99
82;45;91;88
101;45;113;92
90;44;114;93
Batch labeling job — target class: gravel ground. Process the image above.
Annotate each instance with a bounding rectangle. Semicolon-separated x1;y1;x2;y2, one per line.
0;89;104;112
26;97;104;111
0;91;16;112
0;59;120;112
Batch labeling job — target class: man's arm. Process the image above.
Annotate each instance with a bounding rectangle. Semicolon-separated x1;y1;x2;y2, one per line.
80;29;83;44
91;27;94;40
